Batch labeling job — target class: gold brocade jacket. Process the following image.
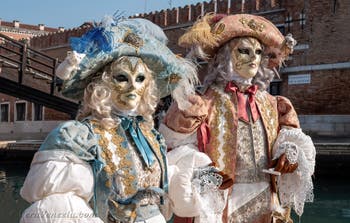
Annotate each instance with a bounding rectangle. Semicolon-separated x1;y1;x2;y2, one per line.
164;84;300;185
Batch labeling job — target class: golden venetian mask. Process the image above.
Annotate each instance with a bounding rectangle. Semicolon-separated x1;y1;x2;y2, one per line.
108;56;151;111
230;37;263;79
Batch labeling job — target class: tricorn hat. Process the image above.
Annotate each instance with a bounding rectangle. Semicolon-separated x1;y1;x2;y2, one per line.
179;13;296;68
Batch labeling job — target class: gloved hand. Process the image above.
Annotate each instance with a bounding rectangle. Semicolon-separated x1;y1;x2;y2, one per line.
270;142;299;193
271;141;299;174
168;153;202;217
217;170;234;190
271;153;298;174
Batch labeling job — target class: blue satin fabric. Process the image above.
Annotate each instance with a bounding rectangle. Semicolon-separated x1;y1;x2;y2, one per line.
120;116;156;167
38;119;168;220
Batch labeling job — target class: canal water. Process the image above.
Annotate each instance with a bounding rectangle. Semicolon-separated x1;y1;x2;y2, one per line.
1;161;350;223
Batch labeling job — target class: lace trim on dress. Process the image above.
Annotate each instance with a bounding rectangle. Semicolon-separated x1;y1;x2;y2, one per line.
272;127;316;216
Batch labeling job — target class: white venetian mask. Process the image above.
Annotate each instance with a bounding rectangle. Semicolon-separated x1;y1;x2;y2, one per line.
230;37;263;79
108;56;151;111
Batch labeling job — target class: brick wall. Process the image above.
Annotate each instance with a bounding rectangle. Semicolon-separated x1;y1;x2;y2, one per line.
0;93;70;122
26;0;350;118
0;20;72;123
29;25;91;52
28;25;92;62
307;0;350;64
281;69;350;115
281;0;350;116
132;0;287;27
44;107;70;120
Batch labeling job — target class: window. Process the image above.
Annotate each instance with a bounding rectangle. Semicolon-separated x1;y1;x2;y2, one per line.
333;0;338;13
15;101;26;121
277;25;286;35
33;103;43;121
285;14;293;32
299;11;306;27
269;82;281;96
0;103;9;122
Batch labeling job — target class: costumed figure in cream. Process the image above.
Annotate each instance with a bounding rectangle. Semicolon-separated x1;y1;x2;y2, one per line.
160;14;316;223
20;17;198;223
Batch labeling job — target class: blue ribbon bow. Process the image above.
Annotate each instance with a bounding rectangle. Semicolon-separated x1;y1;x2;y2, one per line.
120;116;155;167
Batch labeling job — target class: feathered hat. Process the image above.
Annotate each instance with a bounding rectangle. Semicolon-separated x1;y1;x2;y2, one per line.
56;17;198;110
179;13;297;69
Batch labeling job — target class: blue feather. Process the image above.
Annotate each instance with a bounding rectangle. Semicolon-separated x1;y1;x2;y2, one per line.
70;27;114;56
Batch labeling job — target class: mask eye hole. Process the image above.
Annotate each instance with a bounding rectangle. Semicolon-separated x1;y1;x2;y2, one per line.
114;74;128;82
268;53;277;59
136;75;145;83
238;48;249;55
255;49;262;55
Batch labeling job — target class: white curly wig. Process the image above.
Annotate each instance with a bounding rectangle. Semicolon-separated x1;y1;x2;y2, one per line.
202;37;276;90
77;56;159;129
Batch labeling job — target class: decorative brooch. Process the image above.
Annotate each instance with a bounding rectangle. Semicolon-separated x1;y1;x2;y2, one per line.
239;17;265;32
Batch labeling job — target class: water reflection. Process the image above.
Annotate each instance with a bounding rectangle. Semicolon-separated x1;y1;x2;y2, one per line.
0;162;30;223
1;162;350;222
294;177;350;223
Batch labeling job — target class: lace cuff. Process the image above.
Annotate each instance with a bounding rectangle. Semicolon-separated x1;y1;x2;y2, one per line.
193;166;223;191
167;146;227;221
275;141;298;164
192;182;228;223
192;165;227;223
272;127;316;216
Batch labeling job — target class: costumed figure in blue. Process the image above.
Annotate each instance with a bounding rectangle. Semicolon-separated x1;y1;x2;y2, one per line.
19;17;198;223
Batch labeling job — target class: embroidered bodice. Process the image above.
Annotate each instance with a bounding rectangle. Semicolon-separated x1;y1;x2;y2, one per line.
235;119;269;183
34;117;168;222
88;116;168;221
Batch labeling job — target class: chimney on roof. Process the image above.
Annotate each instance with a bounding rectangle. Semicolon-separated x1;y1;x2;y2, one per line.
38;24;45;31
13;20;20;28
58;27;65;32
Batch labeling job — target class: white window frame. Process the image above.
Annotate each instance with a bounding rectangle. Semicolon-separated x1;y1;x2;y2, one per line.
32;103;45;121
285;15;293;27
0;102;10;122
299;12;306;26
15;101;27;122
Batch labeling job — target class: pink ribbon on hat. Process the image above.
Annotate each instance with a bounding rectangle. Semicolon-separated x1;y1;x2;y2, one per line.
225;81;260;123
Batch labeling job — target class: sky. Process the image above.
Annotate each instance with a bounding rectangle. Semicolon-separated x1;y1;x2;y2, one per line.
1;0;207;29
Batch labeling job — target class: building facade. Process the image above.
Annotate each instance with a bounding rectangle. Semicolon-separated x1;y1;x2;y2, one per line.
129;0;350;138
3;0;349;140
0;20;69;140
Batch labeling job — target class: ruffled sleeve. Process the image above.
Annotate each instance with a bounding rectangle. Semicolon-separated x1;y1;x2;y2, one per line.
277;96;300;128
164;94;209;134
272;126;316;216
272;96;316;216
38;120;98;160
161;95;229;221
20;121;103;223
161;94;208;150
